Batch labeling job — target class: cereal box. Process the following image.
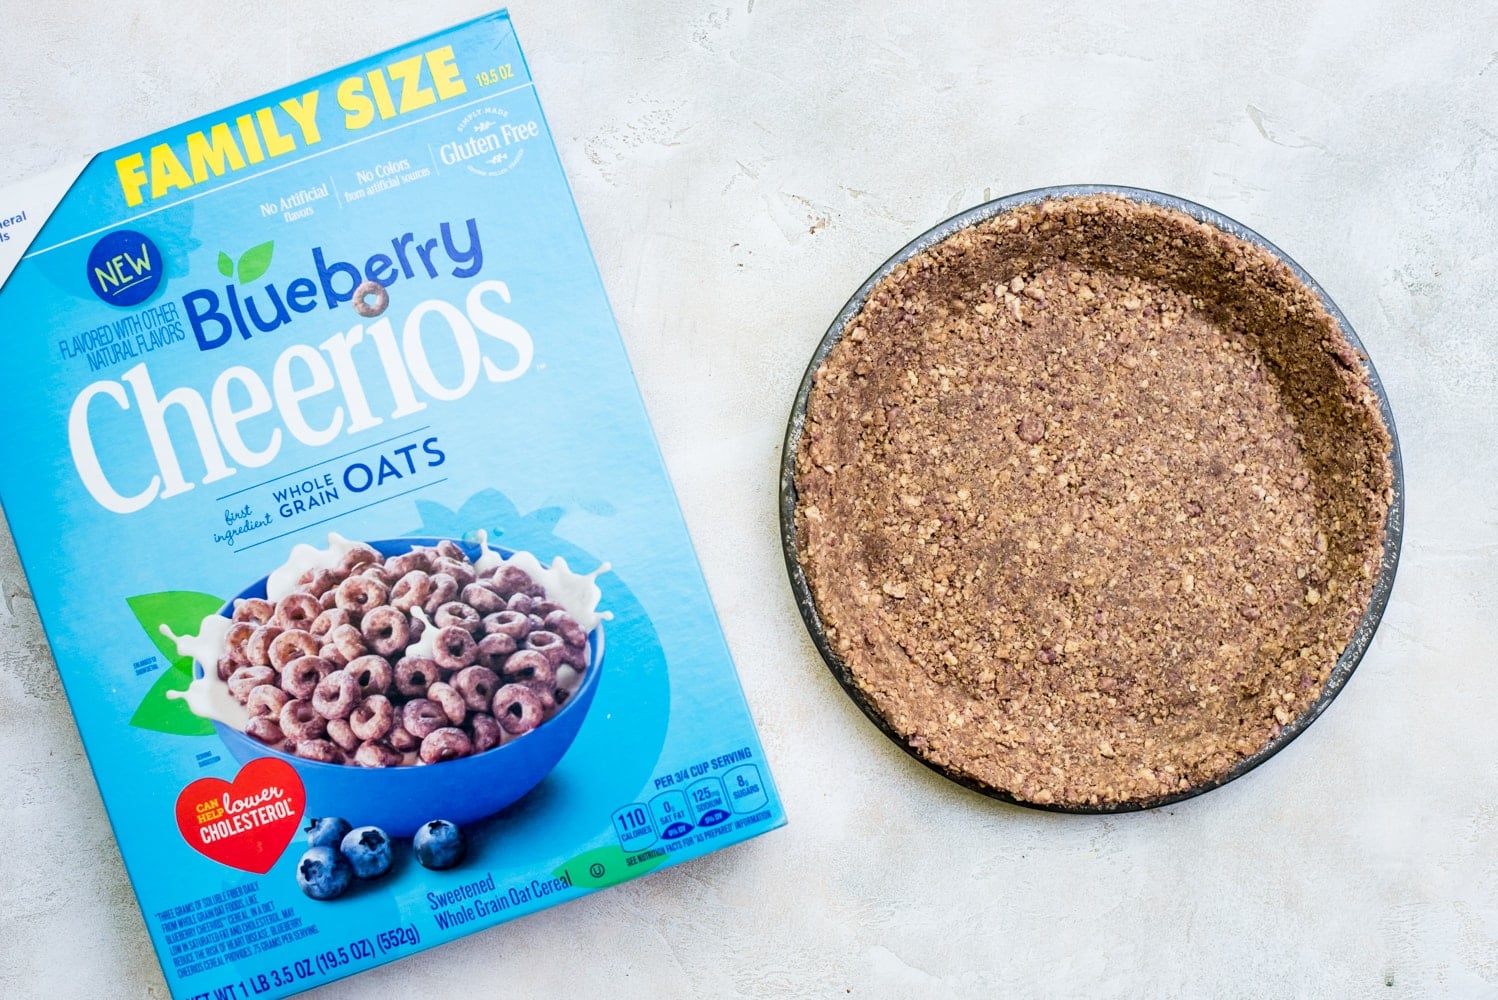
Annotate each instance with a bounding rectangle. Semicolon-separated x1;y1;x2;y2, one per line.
0;10;784;996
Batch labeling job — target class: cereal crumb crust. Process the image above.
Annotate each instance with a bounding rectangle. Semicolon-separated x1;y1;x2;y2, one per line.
793;194;1393;808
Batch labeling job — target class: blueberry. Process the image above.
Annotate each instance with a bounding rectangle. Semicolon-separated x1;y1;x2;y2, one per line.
296;845;353;900
412;819;467;871
305;816;351;849
340;826;393;879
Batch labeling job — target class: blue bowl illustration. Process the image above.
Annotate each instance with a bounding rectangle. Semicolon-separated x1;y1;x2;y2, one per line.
202;537;604;836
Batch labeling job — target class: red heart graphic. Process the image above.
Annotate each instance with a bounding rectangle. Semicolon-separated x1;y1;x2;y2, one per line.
175;757;306;874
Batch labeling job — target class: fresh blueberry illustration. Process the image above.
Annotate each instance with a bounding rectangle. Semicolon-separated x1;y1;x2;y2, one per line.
340;826;393;879
305;816;351;849
413;820;467;871
296;846;353;900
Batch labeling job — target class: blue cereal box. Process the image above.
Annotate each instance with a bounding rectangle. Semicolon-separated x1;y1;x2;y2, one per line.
0;10;784;996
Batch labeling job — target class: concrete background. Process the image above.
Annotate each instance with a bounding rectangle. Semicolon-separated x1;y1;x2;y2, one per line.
1;1;1495;996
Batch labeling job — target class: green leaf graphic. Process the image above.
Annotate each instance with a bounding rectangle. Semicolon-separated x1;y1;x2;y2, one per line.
237;241;275;284
126;591;226;663
217;251;234;278
126;591;225;736
554;845;665;890
129;659;215;736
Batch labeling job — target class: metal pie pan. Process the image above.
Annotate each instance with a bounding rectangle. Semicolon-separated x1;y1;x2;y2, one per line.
778;184;1404;813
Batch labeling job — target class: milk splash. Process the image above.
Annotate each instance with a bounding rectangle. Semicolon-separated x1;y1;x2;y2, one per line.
169;531;611;727
405;607;439;661
264;532;366;602
472;529;612;630
163;615;248;728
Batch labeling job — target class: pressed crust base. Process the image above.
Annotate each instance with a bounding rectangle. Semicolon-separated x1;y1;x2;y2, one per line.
794;194;1393;808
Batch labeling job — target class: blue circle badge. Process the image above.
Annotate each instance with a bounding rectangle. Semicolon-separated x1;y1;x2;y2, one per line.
86;229;163;306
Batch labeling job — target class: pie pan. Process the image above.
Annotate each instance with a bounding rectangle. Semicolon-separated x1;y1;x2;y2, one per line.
780;185;1403;812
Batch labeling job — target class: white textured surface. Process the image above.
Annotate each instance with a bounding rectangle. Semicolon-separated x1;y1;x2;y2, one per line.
1;1;1495;997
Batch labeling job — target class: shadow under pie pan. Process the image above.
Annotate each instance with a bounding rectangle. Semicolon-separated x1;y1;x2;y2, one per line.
780;185;1403;813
